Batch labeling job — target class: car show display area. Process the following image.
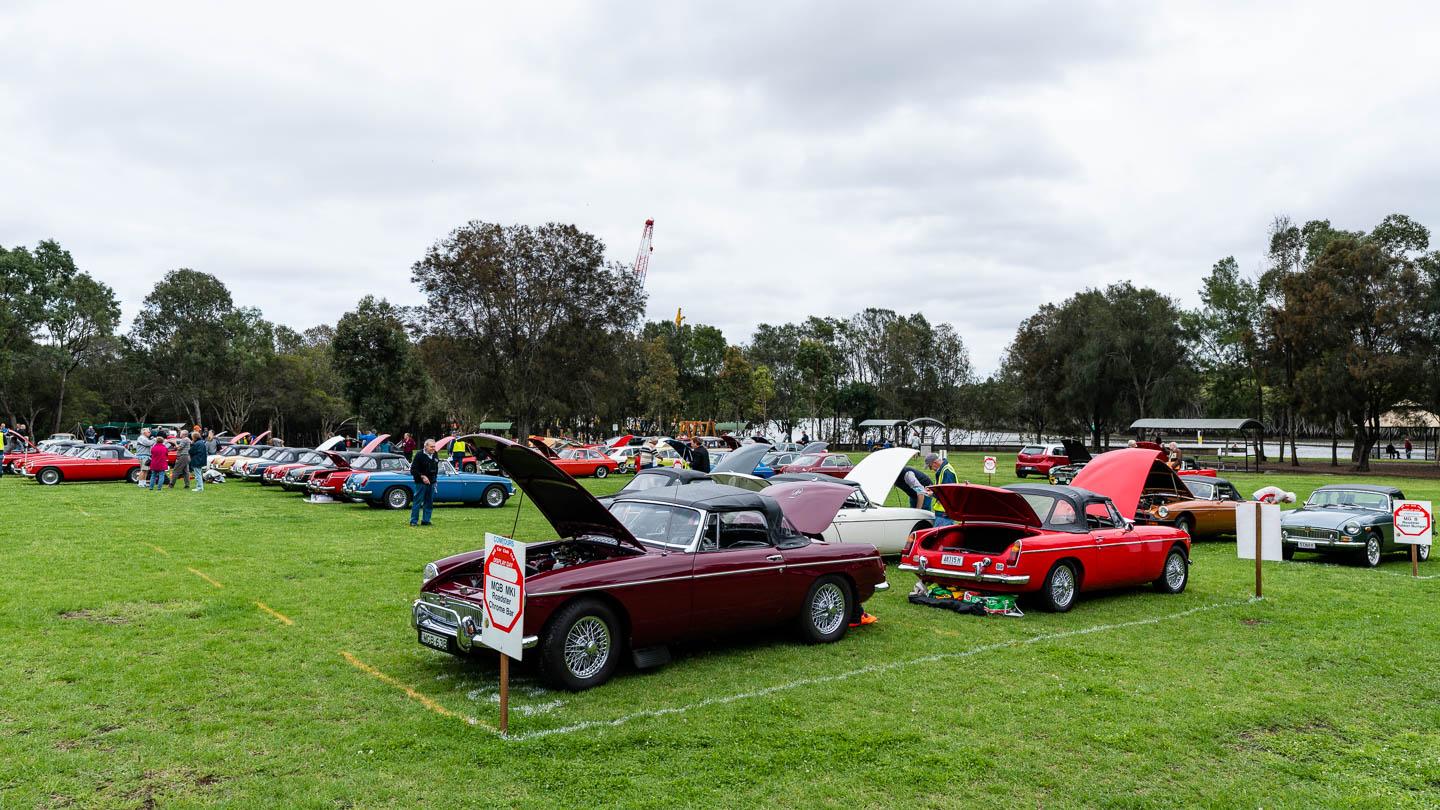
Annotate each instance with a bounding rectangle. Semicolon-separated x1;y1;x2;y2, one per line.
5;452;1439;808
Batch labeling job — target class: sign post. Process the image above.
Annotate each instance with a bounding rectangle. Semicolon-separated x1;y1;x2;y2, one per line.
481;532;525;733
1393;500;1433;579
1236;500;1282;597
982;456;996;486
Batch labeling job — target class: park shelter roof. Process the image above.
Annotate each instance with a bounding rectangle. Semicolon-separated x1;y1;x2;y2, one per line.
1378;404;1440;429
476;421;512;431
715;422;746;433
1129;418;1265;432
858;419;907;428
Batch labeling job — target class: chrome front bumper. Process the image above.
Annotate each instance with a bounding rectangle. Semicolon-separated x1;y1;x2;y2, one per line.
412;598;537;653
898;562;1031;585
1282;536;1365;549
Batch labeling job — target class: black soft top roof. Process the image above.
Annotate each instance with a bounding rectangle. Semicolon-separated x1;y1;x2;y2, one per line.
1003;483;1113;533
1312;483;1404;497
632;467;713;485
769;472;863;489
614;482;780;517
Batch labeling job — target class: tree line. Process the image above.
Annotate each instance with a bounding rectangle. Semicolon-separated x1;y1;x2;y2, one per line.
2;212;1436;470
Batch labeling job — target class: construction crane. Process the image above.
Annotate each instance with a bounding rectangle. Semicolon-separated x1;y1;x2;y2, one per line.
633;218;654;289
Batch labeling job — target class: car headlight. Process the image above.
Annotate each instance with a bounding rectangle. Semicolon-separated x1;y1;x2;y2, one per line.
1281;530;1289;540
1344;522;1360;535
1157;506;1170;518
423;562;439;583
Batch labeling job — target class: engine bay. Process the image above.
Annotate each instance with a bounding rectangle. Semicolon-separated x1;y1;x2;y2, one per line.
526;539;632;575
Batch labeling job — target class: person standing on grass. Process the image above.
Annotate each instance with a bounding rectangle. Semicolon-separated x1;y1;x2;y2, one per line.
169;431;192;489
896;464;934;511
148;438;170;491
206;430;218;456
1405;437;1413;459
401;433;416;460
188;431;208;491
410;438;439;527
923;453;959;526
135;428;155;487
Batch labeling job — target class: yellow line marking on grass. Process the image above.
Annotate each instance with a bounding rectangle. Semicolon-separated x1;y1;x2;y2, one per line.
254;602;293;625
187;567;223;588
146;543;169;556
340;651;494;731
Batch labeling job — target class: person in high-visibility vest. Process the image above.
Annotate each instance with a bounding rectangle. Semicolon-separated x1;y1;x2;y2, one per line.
924;452;959;526
451;436;468;470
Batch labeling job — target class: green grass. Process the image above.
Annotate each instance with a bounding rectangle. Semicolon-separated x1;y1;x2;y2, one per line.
3;453;1439;808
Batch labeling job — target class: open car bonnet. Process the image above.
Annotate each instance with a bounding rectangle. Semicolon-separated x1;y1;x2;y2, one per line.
463;434;646;551
844;447;917;504
319;451;351;469
317;435;346;451
711;443;770;475
929;484;1042;528
761;480;855;536
1061;439;1093;463
709;471;769;492
360;433;390;453
799;441;828;454
1070;448;1185;520
526;437;559;459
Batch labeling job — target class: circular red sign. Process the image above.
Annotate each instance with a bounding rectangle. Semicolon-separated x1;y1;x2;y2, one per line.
1394;503;1432;538
484;545;524;633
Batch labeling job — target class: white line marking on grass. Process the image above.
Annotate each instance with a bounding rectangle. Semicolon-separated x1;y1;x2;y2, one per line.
508;596;1261;742
1306;561;1438;581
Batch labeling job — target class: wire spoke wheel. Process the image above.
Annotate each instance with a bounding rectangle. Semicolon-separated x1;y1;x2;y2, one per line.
1051;565;1075;609
563;616;611;679
1365;537;1382;567
810;582;846;636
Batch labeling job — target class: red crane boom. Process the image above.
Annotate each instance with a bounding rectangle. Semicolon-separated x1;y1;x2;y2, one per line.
633;219;654;289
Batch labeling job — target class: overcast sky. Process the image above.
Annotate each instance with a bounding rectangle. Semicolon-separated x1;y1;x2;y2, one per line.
4;1;1439;374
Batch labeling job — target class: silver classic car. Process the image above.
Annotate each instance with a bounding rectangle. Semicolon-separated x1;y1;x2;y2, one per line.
1280;484;1431;566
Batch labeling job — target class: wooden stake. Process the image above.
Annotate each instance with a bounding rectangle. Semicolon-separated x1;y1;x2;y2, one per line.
1413;543;1419;578
1254;501;1263;598
499;652;509;734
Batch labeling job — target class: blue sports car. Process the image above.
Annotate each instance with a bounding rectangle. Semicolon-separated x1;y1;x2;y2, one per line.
342;461;514;510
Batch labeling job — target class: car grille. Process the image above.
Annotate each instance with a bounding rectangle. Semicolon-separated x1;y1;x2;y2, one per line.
1287;526;1339;540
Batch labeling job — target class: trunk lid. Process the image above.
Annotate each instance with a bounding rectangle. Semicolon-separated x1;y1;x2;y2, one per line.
928;484;1042;528
761;480;854;535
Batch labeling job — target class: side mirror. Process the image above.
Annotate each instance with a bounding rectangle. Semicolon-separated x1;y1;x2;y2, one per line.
1123;519;1135;532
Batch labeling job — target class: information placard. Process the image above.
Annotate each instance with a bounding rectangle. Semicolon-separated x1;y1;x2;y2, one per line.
1236;502;1282;561
982;456;997;475
1393;500;1433;545
481;533;526;660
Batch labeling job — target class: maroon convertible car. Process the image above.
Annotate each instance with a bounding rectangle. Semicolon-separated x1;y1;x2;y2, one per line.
413;434;890;690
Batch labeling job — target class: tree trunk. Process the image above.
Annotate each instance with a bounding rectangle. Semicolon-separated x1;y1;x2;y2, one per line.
1330;427;1338;467
51;368;70;436
1287;406;1298;466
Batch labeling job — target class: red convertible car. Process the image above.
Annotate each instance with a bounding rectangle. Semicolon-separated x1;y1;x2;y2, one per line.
413;434;888;690
25;444;141;485
527;437;621;478
307;452;411;498
778;452;854;478
899;471;1190;612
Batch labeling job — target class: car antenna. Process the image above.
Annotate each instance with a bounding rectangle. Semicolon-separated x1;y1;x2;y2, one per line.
510;487;524;540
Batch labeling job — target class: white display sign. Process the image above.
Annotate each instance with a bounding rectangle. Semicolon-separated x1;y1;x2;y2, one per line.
481;533;526;660
1236;502;1283;561
1394;500;1433;545
982;456;997;475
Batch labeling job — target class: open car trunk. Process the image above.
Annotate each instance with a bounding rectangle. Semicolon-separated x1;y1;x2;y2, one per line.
919;523;1036;554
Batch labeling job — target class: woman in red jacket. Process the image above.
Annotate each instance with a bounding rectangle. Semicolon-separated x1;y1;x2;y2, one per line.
148;440;170;491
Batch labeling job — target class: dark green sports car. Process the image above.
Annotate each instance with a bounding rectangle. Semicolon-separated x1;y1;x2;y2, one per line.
1280;484;1431;567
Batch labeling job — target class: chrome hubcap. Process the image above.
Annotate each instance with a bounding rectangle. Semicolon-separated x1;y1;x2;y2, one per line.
1051;566;1075;607
811;583;846;635
1421;545;1431;562
486;488;503;506
1367;539;1380;565
1165;553;1186;589
389;490;406;507
564;616;610;679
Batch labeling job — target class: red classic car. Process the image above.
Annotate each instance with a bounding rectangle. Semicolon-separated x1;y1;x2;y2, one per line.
1015;439;1090;478
25;444;141;485
414;434;889;690
899;462;1190;611
527;437;620;478
307;452;411;498
8;439;84;473
778;452;854;478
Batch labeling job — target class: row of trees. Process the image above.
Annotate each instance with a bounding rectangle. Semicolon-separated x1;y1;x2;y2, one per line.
3;212;1436;470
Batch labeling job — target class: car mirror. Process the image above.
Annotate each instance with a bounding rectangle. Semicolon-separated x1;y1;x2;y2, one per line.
1123;519;1135;532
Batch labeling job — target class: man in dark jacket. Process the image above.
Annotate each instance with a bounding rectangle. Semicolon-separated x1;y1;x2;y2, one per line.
896;465;934;511
410;438;439;527
688;435;710;473
188;431;209;491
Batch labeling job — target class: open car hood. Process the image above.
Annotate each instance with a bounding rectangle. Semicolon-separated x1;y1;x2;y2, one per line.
319;451;351;469
929;484;1041;528
761;480;854;536
711;443;770;475
609;435;634;449
709;471;770;492
360;433;389;453
230;432;251;445
844;447;917;505
317;435;345;451
462;434;646;551
1061;439;1092;463
526;437;558;458
800;441;828;454
1071;448;1185;520
435;436;456;452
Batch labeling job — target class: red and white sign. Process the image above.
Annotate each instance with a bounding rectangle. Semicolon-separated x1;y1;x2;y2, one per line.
1394;500;1433;545
481;533;526;659
982;456;997;475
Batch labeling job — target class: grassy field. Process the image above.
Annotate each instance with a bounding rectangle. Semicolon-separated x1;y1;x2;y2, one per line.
3;452;1439;808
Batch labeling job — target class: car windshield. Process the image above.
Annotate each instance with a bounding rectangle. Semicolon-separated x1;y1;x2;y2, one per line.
1183;480;1216;499
439;461;458;475
297;452;326;465
792;455;821;467
1020;445;1046;455
351;456;378;470
1307;489;1391;510
78;448;102;459
609;501;704;548
619;473;672;493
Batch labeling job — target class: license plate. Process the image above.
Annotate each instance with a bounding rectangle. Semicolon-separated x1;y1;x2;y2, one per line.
1297;541;1316;550
418;630;450;651
941;554;965;567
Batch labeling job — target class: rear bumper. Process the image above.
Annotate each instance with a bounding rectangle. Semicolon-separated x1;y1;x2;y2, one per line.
898;562;1031;585
412;598;537;654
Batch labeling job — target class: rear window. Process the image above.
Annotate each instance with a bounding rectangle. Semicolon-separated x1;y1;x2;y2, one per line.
620;473;671;493
1020;446;1045;456
792;455;821;466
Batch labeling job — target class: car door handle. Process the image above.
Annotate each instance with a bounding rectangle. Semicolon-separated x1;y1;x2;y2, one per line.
766;554;783;562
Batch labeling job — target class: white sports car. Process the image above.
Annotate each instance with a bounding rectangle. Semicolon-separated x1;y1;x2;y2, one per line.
713;447;934;553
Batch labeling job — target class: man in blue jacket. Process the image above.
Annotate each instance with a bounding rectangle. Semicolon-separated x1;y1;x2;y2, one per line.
410;439;439;527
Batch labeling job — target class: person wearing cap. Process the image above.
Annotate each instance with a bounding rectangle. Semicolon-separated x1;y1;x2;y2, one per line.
923;452;959;526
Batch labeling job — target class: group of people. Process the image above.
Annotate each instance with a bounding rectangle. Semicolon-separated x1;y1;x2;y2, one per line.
895;453;959;527
132;427;216;492
1384;438;1415;460
0;423;34;476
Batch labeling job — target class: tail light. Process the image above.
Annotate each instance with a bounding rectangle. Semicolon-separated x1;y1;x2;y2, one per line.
1004;539;1023;567
903;532;917;556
